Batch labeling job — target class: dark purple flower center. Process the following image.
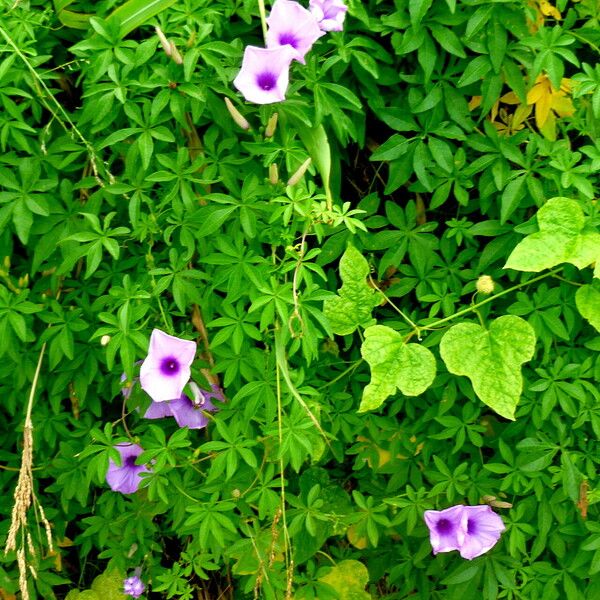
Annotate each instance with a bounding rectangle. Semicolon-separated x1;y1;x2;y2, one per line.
125;455;138;468
436;518;453;535
279;32;298;48
256;72;277;91
467;518;477;535
160;356;180;376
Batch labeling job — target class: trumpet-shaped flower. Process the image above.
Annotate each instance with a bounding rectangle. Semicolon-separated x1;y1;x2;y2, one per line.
309;0;348;32
106;444;151;495
459;505;506;560
423;505;467;554
234;45;296;104
266;0;325;64
123;571;145;599
140;329;196;402
424;504;505;559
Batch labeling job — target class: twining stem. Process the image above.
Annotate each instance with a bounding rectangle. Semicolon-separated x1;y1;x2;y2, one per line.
257;0;268;43
422;268;561;331
368;274;420;332
0;25;110;185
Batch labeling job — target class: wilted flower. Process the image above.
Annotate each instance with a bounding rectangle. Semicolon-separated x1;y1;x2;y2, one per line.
139;329;197;402
234;45;296;104
424;504;505;560
459;505;506;560
309;0;348;32
423;505;466;555
123;569;145;598
266;0;325;64
106;444;151;495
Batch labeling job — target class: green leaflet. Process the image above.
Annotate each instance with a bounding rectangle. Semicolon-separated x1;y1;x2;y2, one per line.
107;0;178;37
319;559;372;600
323;245;381;335
504;197;600;273
575;283;600;333
359;325;436;412
439;315;536;420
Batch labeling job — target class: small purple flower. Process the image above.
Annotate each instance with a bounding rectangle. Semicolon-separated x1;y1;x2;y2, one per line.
266;0;325;64
459;505;506;560
233;45;296;104
140;329;197;403
123;570;145;598
143;382;221;429
106;444;151;495
424;505;467;554
309;0;347;32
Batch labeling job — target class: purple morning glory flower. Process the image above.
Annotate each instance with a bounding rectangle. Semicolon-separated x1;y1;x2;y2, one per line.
139;329;197;403
423;505;467;555
459;505;506;560
144;382;221;429
266;0;325;64
233;45;296;105
123;570;145;598
106;443;151;495
309;0;348;32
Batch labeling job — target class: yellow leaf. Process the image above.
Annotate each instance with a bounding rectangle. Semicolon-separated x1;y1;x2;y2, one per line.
500;91;521;105
552;94;575;118
535;86;553;129
347;524;368;549
468;95;482;111
539;0;561;19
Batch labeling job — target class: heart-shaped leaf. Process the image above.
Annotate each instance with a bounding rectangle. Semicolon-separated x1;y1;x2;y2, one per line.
359;325;436;412
319;559;372;600
576;283;600;333
504;197;600;273
439;315;536;420
324;245;381;335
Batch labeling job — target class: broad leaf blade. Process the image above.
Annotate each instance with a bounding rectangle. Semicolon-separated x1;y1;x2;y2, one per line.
323;245;381;335
439;315;536;420
360;325;436;412
106;0;178;37
575;284;600;332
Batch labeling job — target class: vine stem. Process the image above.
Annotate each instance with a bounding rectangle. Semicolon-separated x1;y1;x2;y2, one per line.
0;24;110;185
368;273;420;334
257;0;268;43
422;268;561;331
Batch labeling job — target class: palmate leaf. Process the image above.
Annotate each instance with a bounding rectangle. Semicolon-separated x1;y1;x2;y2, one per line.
504;197;600;274
359;325;436;412
323;245;381;335
575;283;600;333
439;315;536;420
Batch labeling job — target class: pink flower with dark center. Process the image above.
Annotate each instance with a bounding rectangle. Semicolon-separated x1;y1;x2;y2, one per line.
106;444;151;495
309;0;348;32
266;0;325;64
139;329;196;402
234;45;296;104
123;568;145;598
424;505;466;554
459;505;506;560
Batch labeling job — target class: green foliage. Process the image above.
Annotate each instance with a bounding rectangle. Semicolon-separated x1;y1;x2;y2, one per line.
0;0;599;598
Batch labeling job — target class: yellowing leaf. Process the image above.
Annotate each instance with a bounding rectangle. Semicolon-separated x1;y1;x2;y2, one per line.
319;560;372;600
526;75;574;137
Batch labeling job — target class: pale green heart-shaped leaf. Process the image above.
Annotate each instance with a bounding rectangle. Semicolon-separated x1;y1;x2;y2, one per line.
319;559;372;600
504;197;600;273
324;245;381;335
576;284;600;332
359;325;436;412
439;315;536;420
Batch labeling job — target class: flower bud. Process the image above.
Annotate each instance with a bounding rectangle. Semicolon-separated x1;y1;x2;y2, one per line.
224;97;251;131
155;26;172;56
169;40;183;65
287;157;312;187
100;335;111;346
269;163;279;185
476;275;495;295
265;112;278;138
